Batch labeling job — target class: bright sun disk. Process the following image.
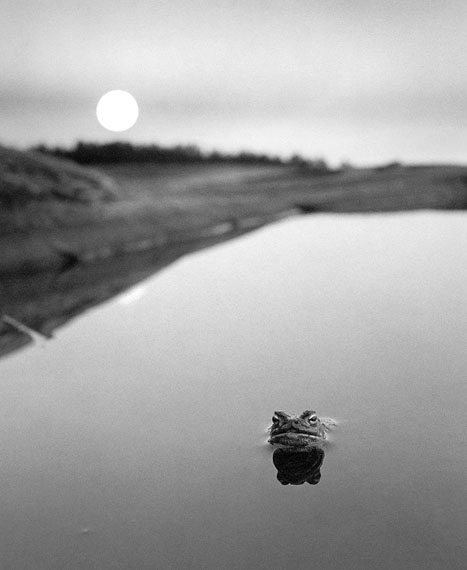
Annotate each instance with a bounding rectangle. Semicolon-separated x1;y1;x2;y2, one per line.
96;90;139;132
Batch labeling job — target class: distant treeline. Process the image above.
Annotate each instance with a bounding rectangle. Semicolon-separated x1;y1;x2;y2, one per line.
33;141;331;172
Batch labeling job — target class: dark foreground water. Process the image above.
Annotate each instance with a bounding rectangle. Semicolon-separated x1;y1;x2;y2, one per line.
0;212;466;570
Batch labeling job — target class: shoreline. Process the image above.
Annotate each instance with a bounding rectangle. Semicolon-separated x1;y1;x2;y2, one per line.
1;147;467;274
1;149;467;360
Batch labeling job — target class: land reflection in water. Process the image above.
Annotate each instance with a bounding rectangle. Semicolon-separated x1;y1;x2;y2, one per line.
0;227;257;361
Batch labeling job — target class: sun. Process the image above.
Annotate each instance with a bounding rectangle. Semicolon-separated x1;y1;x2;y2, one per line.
96;90;139;132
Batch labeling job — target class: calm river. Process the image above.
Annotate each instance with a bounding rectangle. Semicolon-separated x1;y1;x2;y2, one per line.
0;212;466;570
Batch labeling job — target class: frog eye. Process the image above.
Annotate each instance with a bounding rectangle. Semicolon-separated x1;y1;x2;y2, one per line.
272;416;279;423
309;414;318;422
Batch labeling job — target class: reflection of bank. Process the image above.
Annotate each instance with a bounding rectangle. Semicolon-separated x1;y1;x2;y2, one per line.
272;446;325;486
0;226;260;361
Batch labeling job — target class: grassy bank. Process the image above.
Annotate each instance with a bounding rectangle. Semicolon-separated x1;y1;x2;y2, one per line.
101;161;467;214
1;148;467;358
1;145;467;273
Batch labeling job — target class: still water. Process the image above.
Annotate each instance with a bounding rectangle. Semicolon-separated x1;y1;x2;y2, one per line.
0;212;466;570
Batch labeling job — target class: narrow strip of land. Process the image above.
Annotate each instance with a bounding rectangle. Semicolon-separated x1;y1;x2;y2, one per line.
1;145;467;273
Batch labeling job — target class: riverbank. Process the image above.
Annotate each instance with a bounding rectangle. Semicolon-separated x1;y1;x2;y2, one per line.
1;145;467;273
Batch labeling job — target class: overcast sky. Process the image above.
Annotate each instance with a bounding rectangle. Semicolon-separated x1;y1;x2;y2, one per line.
2;0;467;164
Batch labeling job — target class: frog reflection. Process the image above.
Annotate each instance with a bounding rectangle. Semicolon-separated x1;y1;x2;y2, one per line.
273;447;325;485
268;410;335;485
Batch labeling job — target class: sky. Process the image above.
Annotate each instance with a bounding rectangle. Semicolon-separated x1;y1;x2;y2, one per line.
2;0;467;165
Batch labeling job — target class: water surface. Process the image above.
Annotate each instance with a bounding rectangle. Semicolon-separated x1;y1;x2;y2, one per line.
0;212;466;569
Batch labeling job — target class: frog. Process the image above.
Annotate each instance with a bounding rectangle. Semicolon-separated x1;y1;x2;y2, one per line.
268;410;332;448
